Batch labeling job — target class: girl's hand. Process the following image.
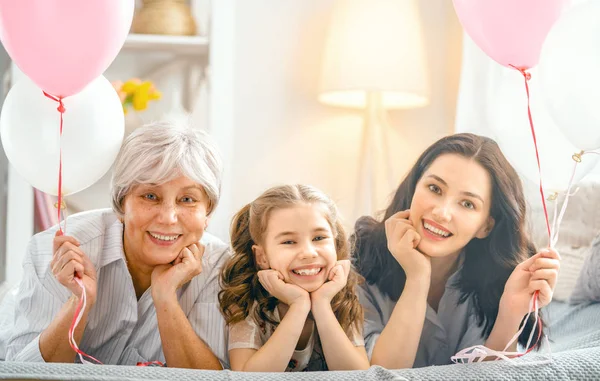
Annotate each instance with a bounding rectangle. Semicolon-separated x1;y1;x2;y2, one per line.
310;260;351;304
257;269;311;309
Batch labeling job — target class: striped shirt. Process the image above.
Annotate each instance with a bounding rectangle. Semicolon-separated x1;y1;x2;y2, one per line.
3;208;231;367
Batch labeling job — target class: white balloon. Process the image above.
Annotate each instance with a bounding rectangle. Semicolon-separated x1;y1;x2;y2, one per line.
539;1;600;151
490;71;599;194
0;75;124;196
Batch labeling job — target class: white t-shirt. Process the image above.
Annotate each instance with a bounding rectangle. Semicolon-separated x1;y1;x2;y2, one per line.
228;305;364;372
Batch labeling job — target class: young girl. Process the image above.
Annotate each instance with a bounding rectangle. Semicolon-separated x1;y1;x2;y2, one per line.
353;133;560;369
219;184;369;372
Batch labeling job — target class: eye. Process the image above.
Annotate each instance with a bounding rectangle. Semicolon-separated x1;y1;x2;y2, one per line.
144;193;158;201
313;236;329;242
428;184;441;194
281;240;296;245
461;200;475;210
180;196;196;203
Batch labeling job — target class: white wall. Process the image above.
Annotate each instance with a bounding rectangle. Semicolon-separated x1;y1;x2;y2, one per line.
0;45;9;284
208;0;463;239
204;0;237;240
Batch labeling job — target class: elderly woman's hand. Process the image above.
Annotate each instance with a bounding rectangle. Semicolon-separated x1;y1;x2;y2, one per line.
151;243;204;303
51;231;98;305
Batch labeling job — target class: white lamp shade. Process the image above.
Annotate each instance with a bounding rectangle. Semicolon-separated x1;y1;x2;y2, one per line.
319;0;430;109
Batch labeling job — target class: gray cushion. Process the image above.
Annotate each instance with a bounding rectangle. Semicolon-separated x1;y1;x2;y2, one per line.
570;234;600;304
527;182;600;302
0;302;599;380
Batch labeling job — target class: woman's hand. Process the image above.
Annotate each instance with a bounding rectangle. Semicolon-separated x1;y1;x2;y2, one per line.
257;269;311;310
51;231;98;305
151;243;204;302
500;248;560;319
385;210;431;280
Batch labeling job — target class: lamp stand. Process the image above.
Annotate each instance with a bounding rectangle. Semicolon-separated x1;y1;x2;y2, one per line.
354;92;395;219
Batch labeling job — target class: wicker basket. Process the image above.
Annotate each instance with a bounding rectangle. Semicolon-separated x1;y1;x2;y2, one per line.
132;0;197;36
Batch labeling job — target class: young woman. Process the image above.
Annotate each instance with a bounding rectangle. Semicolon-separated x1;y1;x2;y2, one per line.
353;133;560;368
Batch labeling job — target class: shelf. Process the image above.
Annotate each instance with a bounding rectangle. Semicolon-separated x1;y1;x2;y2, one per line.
121;34;209;56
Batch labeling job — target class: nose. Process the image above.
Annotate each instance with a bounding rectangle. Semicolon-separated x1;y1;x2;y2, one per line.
156;201;178;225
432;201;451;224
298;241;318;260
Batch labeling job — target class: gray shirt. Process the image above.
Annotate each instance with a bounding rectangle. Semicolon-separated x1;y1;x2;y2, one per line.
3;208;230;367
358;270;486;367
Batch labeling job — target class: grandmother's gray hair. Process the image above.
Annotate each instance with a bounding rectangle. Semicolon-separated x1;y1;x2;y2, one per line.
110;116;223;217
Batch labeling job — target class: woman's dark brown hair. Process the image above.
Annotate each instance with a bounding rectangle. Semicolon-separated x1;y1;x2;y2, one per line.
352;133;542;348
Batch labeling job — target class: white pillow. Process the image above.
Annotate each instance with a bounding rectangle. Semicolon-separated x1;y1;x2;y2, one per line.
571;234;600;304
526;181;600;301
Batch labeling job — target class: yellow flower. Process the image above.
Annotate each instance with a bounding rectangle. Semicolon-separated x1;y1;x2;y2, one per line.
113;78;161;113
132;81;161;111
121;78;142;94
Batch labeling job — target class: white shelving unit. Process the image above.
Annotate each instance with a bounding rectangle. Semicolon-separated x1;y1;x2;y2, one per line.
113;33;210;113
65;29;212;213
66;33;211;213
122;33;209;56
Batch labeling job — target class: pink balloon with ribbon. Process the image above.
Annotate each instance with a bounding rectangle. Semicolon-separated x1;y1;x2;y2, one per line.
0;0;134;98
452;0;573;239
452;0;571;70
451;2;572;363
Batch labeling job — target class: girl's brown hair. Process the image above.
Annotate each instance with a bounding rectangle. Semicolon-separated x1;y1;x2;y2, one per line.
219;184;363;336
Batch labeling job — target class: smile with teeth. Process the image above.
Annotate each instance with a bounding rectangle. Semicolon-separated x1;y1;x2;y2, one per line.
148;232;180;241
292;267;323;276
423;222;451;238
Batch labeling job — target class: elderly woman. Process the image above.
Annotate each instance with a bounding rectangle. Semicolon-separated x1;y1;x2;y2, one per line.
3;118;229;369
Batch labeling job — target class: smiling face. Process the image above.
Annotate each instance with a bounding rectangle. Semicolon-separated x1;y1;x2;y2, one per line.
252;203;338;293
409;154;495;258
121;175;210;268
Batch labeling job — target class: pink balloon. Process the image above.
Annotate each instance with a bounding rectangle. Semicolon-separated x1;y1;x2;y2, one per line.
0;0;134;98
452;0;571;70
